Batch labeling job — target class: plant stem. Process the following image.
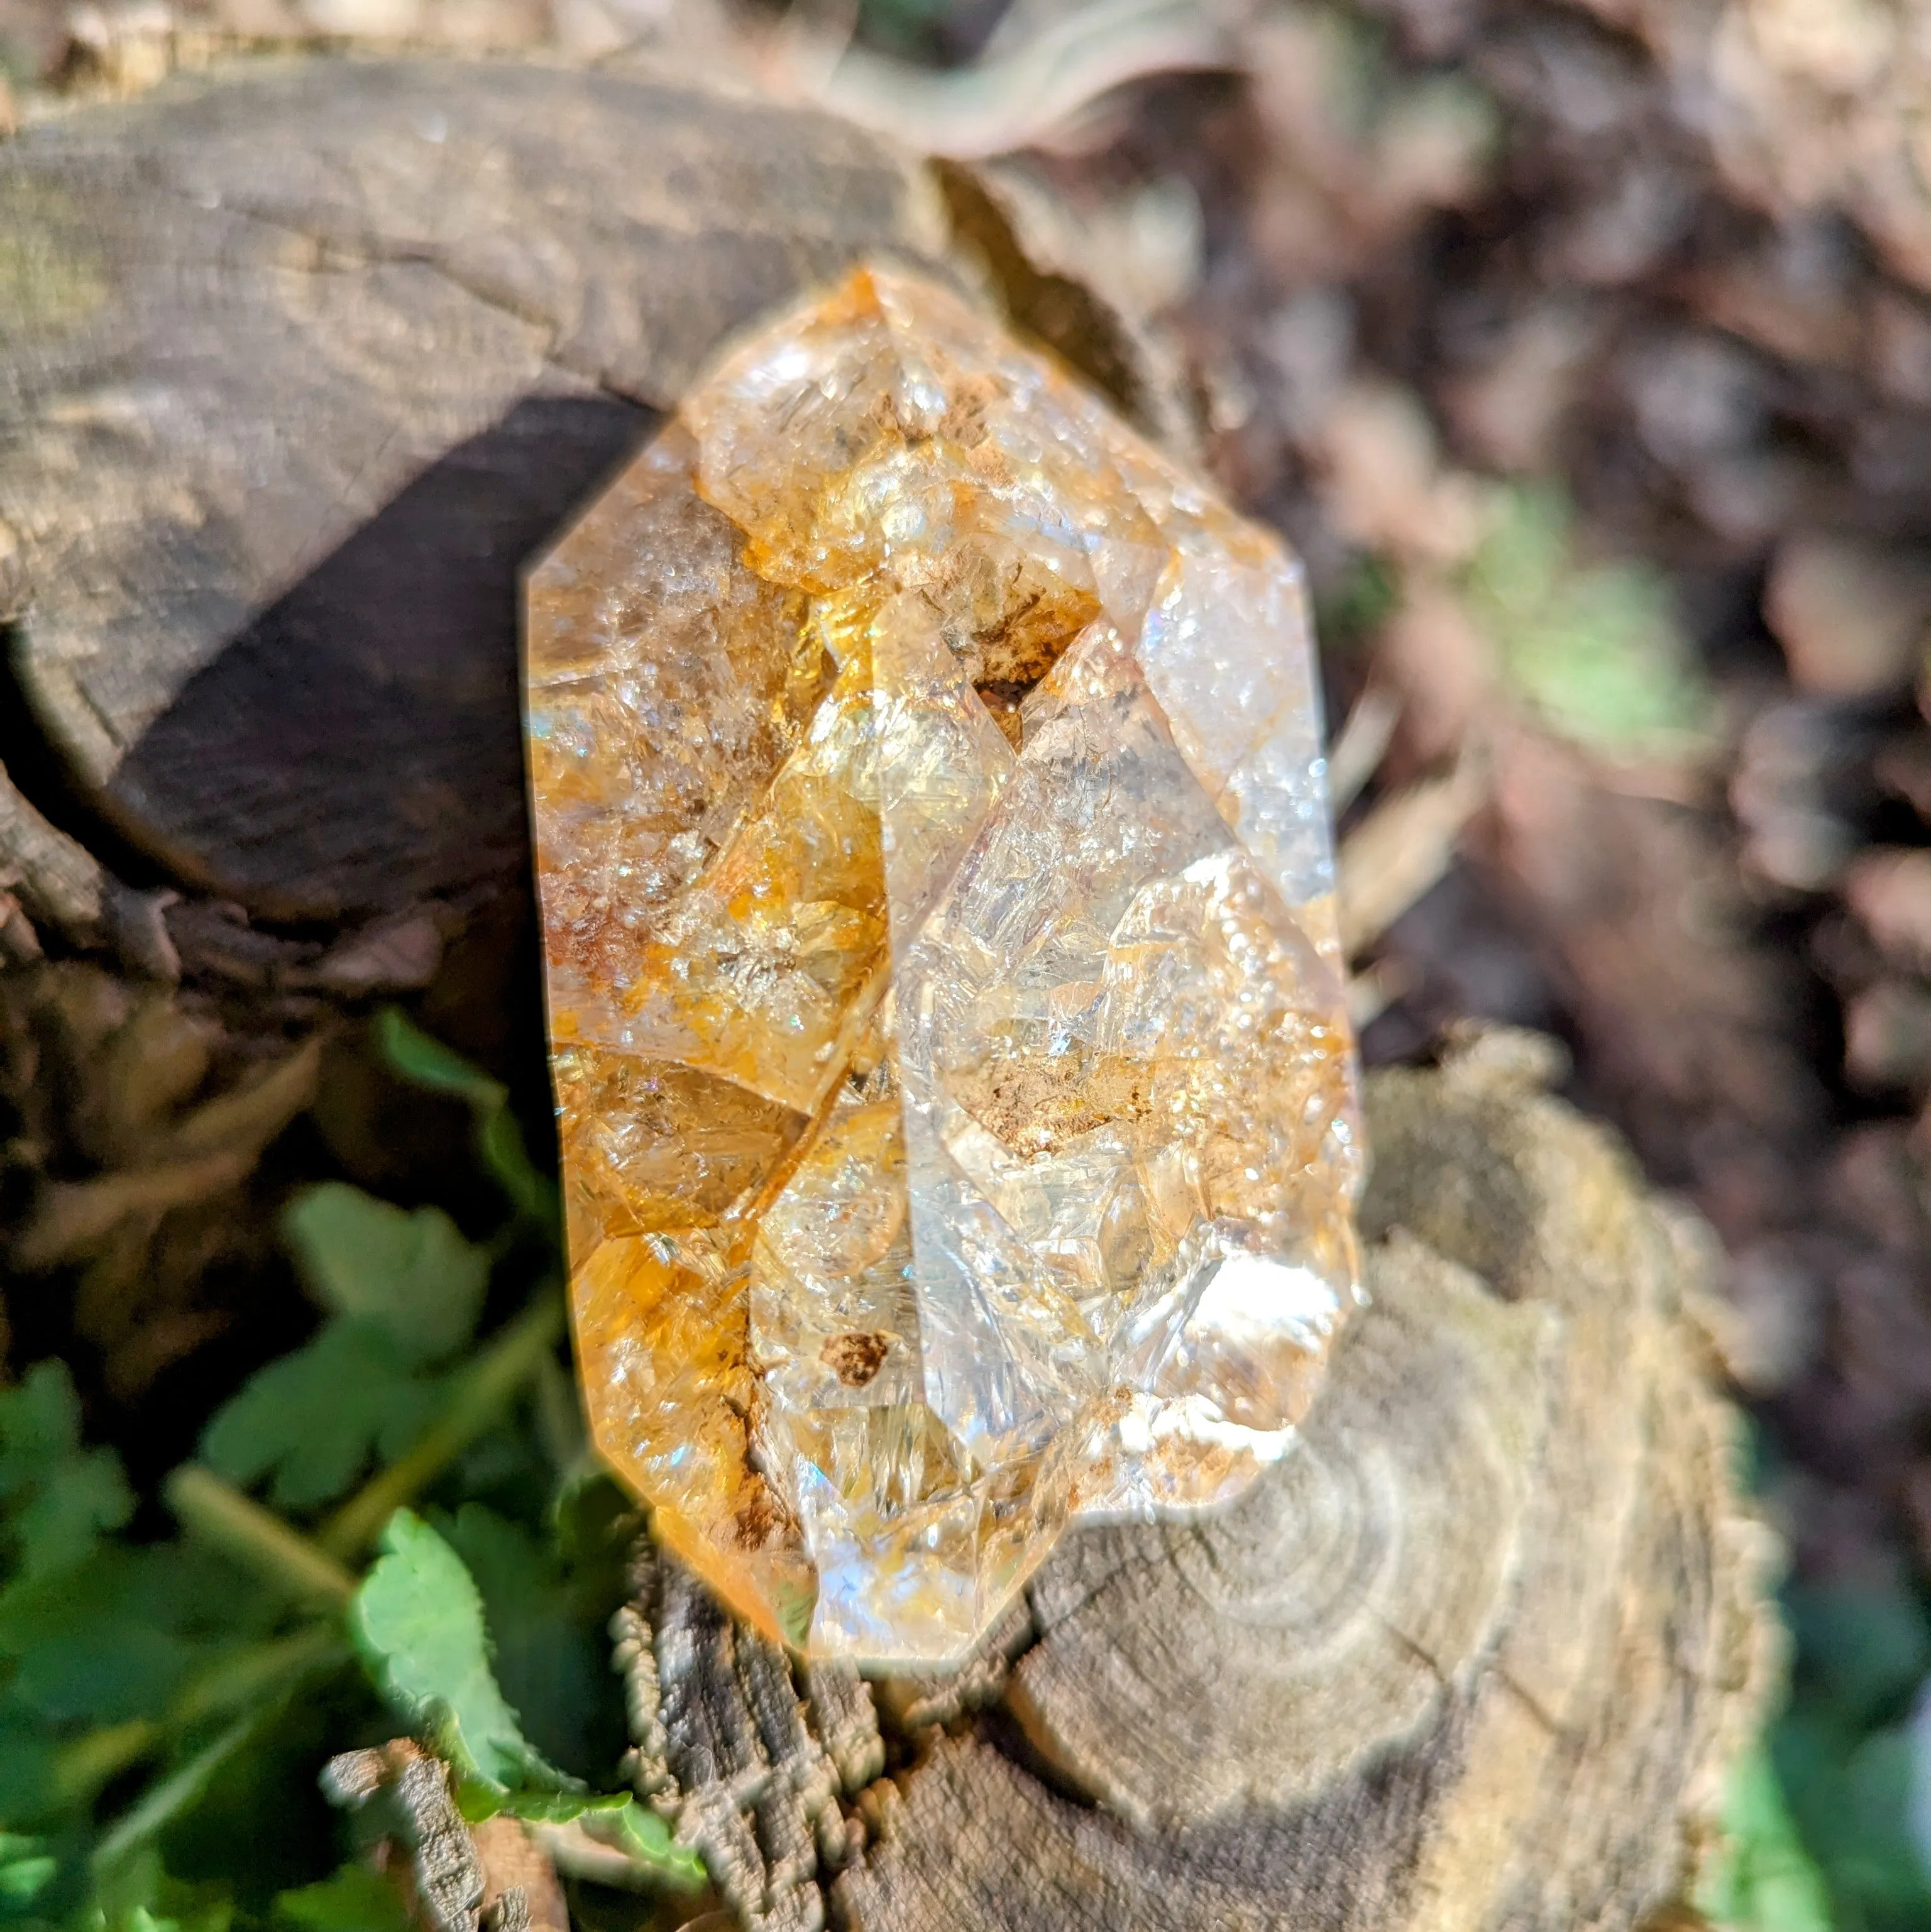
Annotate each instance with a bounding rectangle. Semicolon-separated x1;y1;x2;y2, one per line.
318;1292;566;1560
52;1721;157;1809
91;1706;264;1870
527;1820;703;1895
165;1464;358;1606
170;1625;348;1726
51;1627;347;1809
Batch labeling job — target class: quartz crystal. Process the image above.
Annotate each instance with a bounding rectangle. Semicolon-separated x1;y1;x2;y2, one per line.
524;266;1361;1667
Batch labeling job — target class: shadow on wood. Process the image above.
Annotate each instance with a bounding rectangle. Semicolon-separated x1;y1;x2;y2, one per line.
115;393;649;921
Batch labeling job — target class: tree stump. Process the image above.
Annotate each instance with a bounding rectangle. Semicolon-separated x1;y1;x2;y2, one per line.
0;58;1772;1930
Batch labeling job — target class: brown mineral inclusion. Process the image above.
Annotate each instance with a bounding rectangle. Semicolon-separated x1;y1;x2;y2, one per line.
524;266;1361;1667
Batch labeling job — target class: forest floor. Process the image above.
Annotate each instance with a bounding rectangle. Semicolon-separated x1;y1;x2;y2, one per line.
5;0;1931;1926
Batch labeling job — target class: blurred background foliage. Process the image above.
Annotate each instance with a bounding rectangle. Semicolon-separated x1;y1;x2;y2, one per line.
6;0;1931;1925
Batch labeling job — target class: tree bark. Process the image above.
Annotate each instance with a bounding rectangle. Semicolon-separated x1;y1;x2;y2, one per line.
0;58;1772;1929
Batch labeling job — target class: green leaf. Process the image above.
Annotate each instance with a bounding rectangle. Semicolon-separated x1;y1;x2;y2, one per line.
1776;1703;1931;1928
347;1510;568;1794
467;1788;620;1827
10;1452;133;1588
1786;1578;1931;1730
373;1012;507;1112
0;1364;133;1584
272;1867;410;1932
581;1799;705;1886
200;1324;448;1514
0;1712;58;1829
89;1853;234;1932
0;1543;278;1728
435;1503;629;1782
148;1639;366;1908
549;1468;637;1576
375;1014;558;1234
1316;551;1399;652
1697;1745;1833;1932
1463;485;1709;757
0;1363;86;1497
464;1792;702;1891
475;1111;555;1235
0;1835;57;1909
1838;1725;1931;1916
282;1185;490;1364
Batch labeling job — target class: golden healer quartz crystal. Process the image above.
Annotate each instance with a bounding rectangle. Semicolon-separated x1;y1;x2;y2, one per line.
524;265;1362;1668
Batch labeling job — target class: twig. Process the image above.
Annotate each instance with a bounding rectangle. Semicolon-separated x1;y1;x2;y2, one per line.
525;1821;667;1893
1336;755;1488;957
1327;681;1402;816
800;0;1233;158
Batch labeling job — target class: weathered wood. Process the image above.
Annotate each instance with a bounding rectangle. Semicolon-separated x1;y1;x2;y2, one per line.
0;59;1174;961
1;58;957;925
854;1040;1775;1930
0;60;1769;1932
1007;1229;1551;1835
608;1038;1771;1932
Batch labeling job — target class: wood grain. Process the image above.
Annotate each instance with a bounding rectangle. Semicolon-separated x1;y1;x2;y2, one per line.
603;1041;1769;1932
0;58;952;923
820;1038;1773;1932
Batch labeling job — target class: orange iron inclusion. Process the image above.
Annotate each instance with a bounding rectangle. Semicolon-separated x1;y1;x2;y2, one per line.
522;265;1361;1669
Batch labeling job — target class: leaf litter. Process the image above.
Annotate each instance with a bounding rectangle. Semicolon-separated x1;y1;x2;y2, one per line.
0;1011;704;1932
6;0;1931;1919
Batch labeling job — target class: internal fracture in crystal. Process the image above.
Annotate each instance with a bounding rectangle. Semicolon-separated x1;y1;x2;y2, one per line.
525;265;1361;1667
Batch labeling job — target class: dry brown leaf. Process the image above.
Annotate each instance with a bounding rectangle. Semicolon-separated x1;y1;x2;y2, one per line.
1337;756;1488;957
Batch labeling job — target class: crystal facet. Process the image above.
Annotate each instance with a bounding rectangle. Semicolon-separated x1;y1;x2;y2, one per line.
525;266;1361;1667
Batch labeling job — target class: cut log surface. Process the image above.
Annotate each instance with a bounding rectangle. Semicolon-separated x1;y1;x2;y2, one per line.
616;1035;1771;1932
0;57;955;929
0;58;1770;1931
833;1035;1773;1931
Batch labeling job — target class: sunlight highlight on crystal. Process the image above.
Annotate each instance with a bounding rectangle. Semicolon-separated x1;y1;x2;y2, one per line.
525;265;1361;1667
